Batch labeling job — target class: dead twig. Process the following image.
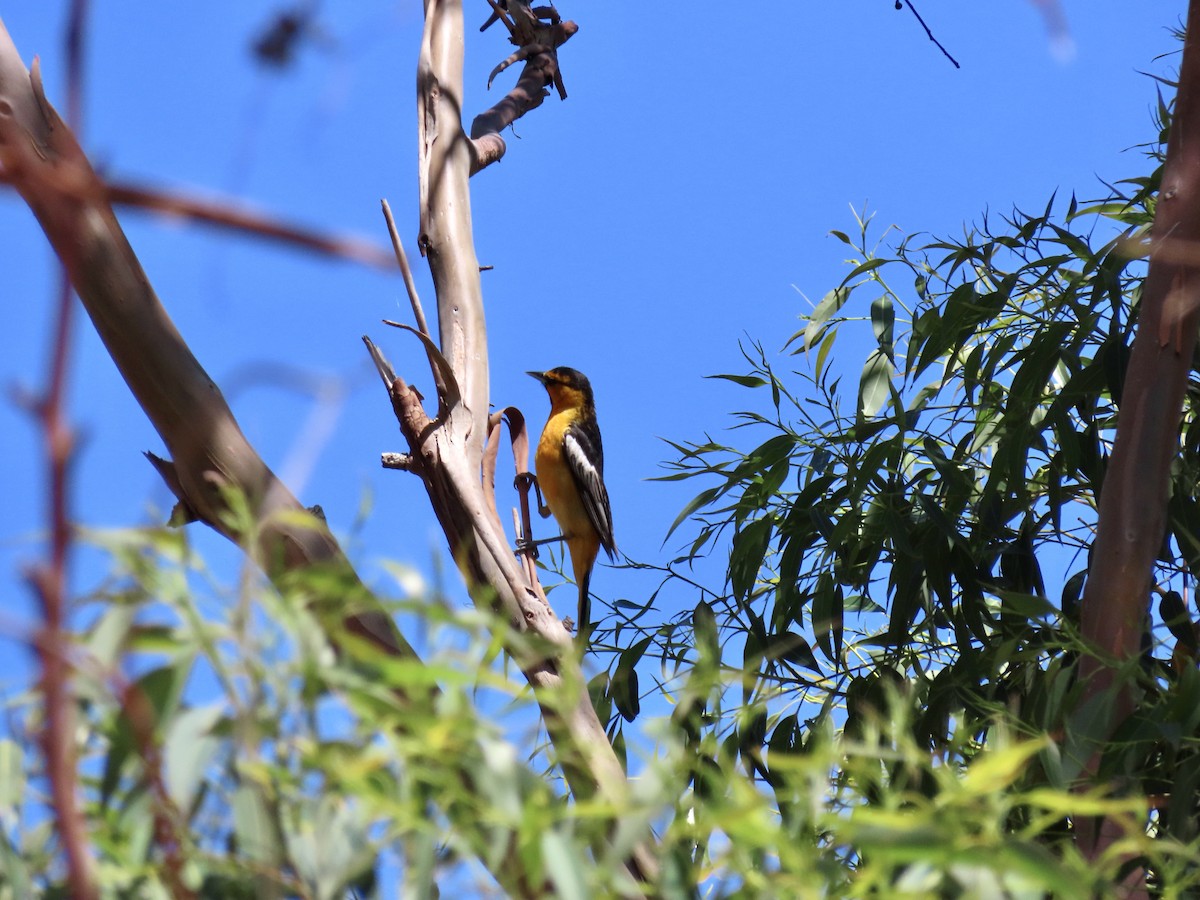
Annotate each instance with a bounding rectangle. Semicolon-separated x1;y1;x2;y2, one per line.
896;0;960;69
470;1;578;173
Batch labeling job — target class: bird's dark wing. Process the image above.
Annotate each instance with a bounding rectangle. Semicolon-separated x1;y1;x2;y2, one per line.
563;419;616;557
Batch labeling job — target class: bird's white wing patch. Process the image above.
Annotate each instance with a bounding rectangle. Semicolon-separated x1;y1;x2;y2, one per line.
563;430;615;554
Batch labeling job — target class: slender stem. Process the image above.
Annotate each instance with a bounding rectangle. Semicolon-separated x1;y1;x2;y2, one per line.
24;6;100;896
382;198;431;337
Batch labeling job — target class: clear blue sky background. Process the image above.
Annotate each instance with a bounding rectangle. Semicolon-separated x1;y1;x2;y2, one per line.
0;0;1185;809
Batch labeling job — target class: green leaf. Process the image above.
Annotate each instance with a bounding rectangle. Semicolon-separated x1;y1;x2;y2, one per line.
996;590;1055;621
870;295;895;361
612;637;649;723
804;286;851;351
730;517;773;603
664;485;723;542
694;600;719;661
164;703;225;810
233;783;282;867
844;257;889;281
773;632;821;673
101;657;196;808
0;740;24;830
542;828;589;900
706;373;768;388
814;327;838;377
963;739;1048;793
858;349;894;419
86;605;137;668
812;574;844;665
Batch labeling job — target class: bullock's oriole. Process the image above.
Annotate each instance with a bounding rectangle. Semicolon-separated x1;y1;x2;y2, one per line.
528;367;616;641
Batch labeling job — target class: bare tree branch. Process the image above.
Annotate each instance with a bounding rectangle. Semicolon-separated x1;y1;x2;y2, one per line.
368;0;660;886
381;198;432;337
18;4;98;894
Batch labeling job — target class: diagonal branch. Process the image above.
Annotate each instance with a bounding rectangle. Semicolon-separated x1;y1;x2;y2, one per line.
0;18;410;678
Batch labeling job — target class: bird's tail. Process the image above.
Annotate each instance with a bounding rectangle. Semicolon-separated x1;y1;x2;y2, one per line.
576;569;592;647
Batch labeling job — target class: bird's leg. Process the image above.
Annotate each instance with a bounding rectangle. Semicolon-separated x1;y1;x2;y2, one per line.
513;471;560;559
514;471;552;518
519;534;565;549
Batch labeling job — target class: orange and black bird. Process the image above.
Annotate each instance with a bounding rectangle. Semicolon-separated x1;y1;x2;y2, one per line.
528;367;616;640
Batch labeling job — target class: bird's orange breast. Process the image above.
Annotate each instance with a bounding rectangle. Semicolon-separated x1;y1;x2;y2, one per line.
535;411;597;542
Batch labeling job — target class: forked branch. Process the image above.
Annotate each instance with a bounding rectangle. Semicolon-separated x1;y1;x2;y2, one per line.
367;0;659;886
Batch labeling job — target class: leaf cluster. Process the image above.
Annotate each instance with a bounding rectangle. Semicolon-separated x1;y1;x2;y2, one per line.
638;95;1200;891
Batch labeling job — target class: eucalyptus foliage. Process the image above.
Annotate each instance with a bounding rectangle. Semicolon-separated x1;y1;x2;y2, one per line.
641;82;1200;893
3;524;1188;898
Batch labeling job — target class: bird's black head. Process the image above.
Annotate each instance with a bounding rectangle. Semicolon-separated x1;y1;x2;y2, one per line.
528;367;595;408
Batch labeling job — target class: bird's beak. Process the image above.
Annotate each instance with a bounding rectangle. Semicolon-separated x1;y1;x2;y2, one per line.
527;370;547;384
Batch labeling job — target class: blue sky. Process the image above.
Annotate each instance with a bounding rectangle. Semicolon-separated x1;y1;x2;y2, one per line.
0;0;1185;783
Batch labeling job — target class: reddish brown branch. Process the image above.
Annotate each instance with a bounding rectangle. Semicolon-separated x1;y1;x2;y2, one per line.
1074;1;1200;886
26;277;97;900
18;6;101;897
106;179;398;269
0;172;399;270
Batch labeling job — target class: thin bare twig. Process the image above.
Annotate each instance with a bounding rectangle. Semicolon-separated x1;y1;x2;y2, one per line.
27;271;97;900
381;199;430;337
106;179;398;269
899;1;960;69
